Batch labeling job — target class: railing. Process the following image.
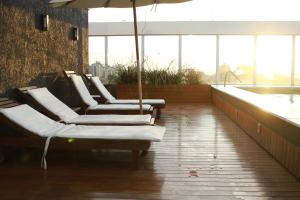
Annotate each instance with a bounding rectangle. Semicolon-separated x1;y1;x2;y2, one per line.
224;70;242;87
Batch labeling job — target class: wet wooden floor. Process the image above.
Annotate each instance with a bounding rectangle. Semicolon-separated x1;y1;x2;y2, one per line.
0;104;300;200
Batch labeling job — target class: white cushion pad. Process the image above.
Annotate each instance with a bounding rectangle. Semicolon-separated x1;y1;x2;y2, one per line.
91;77;116;101
0;105;164;141
57;125;165;141
109;99;165;105
70;75;98;107
28;87;79;122
88;104;152;111
28;88;152;125
0;104;74;137
67;114;152;125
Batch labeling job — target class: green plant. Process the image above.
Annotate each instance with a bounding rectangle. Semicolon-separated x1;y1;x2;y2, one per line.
110;64;206;86
145;69;184;87
182;68;205;85
111;64;140;84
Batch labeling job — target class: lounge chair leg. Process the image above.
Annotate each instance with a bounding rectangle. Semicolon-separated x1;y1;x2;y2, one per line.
132;150;140;169
141;149;149;157
156;109;161;119
0;149;5;164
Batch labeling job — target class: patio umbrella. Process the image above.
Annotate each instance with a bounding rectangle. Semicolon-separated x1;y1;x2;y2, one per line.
49;0;191;114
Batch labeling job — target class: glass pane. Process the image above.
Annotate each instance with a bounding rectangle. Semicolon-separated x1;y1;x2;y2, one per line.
182;35;216;84
89;36;107;79
218;36;254;84
89;36;105;65
256;36;292;85
108;36;141;66
144;36;178;71
294;36;300;85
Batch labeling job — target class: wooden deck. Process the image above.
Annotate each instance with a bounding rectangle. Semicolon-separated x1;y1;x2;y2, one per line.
1;104;300;199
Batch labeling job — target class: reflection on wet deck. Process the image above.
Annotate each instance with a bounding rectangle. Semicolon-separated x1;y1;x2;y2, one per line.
0;104;300;199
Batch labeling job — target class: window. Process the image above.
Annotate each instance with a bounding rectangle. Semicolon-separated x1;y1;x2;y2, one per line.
108;36;141;66
218;36;254;84
89;36;105;65
256;36;292;85
294;36;300;85
182;35;216;83
89;34;298;86
144;36;178;71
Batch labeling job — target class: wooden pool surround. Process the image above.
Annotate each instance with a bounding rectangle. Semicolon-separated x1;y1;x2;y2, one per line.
212;86;300;179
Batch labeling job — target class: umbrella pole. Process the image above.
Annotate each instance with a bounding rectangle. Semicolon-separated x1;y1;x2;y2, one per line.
132;0;143;115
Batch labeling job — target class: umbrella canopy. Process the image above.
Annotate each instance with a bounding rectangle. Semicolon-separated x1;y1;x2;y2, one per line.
49;0;191;114
49;0;189;8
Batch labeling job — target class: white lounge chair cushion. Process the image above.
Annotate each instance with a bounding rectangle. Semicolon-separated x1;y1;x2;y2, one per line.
56;125;164;141
88;104;152;111
28;87;79;122
28;88;153;125
109;99;165;105
0;105;164;141
90;77;116;101
67;114;152;125
70;75;98;107
90;76;165;105
0;104;74;137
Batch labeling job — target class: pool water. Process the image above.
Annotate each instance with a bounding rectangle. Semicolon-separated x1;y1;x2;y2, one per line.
237;87;300;127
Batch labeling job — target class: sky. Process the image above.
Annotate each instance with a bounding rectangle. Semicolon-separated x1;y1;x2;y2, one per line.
89;0;300;22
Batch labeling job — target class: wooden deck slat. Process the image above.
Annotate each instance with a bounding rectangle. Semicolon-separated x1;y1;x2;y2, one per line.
0;104;299;199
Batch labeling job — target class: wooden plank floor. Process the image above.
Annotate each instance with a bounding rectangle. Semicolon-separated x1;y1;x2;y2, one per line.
0;104;300;200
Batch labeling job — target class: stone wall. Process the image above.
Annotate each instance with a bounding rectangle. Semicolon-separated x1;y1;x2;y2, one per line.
0;0;88;104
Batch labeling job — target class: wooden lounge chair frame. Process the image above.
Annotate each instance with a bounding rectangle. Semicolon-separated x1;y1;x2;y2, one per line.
0;98;152;169
63;71;154;115
16;86;155;126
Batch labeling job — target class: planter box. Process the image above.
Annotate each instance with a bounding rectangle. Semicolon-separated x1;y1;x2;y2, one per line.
113;84;211;104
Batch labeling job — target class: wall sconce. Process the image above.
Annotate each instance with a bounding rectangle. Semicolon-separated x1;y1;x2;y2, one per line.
42;14;49;31
72;27;79;40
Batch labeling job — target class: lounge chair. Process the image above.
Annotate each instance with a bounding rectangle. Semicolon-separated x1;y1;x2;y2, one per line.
17;86;155;125
84;74;166;116
67;74;154;115
0;100;165;169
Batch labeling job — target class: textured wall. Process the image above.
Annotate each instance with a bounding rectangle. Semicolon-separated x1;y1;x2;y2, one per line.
0;0;88;102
